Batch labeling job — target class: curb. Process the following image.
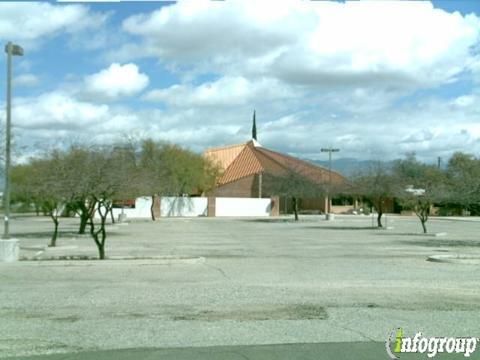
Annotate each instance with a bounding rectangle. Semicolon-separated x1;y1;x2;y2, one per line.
427;254;480;264
2;256;206;266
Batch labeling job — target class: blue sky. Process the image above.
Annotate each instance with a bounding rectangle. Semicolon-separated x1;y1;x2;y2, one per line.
0;0;479;163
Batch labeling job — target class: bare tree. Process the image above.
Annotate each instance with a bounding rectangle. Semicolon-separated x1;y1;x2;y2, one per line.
138;140;221;220
138;139;164;221
11;163;41;215
393;155;447;233
263;170;326;221
86;144;139;259
157;143;220;196
12;151;69;247
445;152;480;215
60;146;99;234
11;140;219;258
352;161;397;227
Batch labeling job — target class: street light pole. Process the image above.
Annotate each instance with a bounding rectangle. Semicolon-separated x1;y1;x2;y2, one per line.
321;147;340;215
3;42;23;240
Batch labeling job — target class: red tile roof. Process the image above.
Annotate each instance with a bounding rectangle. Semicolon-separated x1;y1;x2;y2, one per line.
203;143;245;171
204;140;346;186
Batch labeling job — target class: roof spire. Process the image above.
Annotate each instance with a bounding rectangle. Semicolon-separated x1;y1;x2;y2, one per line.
252;109;257;141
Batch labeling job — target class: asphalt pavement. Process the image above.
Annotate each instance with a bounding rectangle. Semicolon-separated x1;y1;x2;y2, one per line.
1;215;479;359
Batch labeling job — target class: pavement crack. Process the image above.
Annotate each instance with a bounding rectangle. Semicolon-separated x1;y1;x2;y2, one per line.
222;350;252;360
78;284;105;298
330;319;377;341
203;263;230;280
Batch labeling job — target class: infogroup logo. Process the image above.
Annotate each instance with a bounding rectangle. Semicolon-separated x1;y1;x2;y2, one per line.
386;328;479;359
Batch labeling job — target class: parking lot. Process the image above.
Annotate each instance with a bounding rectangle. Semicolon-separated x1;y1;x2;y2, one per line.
1;214;480;359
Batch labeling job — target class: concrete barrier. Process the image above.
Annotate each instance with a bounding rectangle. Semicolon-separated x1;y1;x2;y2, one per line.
0;239;19;262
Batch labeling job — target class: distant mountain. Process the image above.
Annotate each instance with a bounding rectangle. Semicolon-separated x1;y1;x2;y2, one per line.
309;158;390;177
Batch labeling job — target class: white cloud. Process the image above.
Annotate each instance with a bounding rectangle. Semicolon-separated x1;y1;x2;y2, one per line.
83;63;149;100
13;92;110;130
0;2;108;48
3;1;480;165
121;0;480;89
144;76;296;107
3;88;250;155
452;95;475;107
14;74;39;87
110;0;480;163
3;86;480;164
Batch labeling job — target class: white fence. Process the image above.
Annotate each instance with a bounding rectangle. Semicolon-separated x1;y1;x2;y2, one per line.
109;196;152;219
160;197;207;217
215;197;271;217
95;196;272;219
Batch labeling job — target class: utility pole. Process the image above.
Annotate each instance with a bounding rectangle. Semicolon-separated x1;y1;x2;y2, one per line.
1;42;23;262
321;147;340;215
3;42;23;238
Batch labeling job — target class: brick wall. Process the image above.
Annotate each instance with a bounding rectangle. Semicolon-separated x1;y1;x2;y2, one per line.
270;196;280;216
212;175;258;197
207;197;216;217
301;197;328;212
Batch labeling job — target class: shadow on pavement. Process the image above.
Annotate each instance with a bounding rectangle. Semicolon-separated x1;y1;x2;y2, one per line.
239;219;300;223
4;342;455;360
12;231;78;239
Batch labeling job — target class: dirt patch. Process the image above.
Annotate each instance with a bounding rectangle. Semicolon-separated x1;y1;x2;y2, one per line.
51;315;81;323
173;304;328;321
107;312;152;319
309;226;377;231
0;310;82;323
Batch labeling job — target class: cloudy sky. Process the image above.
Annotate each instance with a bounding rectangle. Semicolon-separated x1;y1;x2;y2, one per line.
0;0;479;163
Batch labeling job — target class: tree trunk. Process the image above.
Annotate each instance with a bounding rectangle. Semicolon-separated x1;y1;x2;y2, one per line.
421;219;427;233
293;197;299;221
150;195;156;221
92;226;107;260
92;228;106;260
87;200;97;236
377;212;383;228
415;205;429;234
76;201;91;235
79;212;89;234
98;243;105;260
110;208;115;224
91;201;110;260
89;216;95;236
97;216;107;259
49;215;59;247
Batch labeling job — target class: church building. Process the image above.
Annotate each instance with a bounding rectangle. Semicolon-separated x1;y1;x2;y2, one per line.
203;112;350;214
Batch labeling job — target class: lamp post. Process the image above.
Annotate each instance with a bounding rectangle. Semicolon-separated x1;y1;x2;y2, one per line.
2;42;23;242
321;147;339;217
